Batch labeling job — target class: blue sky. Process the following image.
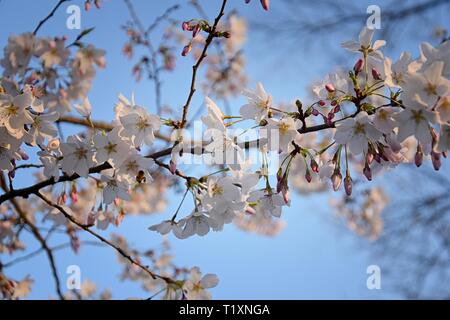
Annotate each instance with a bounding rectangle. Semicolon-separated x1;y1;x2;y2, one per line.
1;0;448;299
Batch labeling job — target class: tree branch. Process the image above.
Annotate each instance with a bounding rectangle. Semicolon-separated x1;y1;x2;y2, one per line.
34;192;173;284
180;0;228;128
33;0;72;35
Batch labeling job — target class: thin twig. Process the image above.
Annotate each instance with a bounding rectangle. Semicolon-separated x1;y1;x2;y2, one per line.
180;0;228;128
34;192;173;284
33;0;71;35
1;173;65;300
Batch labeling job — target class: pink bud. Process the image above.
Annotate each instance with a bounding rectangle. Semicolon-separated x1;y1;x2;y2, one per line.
333;105;341;113
331;170;342;191
310;159;319;173
87;212;96;226
70;187;78;203
260;0;269;10
182;21;190;31
344;176;352;196
431;151;441;171
312;108;319;116
353;58;364;74
414;149;423;167
282;190;290;204
245;206;256;215
192;25;201;38
363;164;372;181
84;1;91;11
115;210;125;226
8;170;15;179
181;43;192;57
371;68;382;80
70;234;80;254
319;100;326;107
58;192;67;205
18;149;29;160
305;170;312;183
169;160;177;175
366;152;374;165
325;83;335;93
327;111;335;120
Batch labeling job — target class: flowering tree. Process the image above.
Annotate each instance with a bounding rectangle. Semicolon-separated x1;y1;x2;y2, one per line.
0;0;449;300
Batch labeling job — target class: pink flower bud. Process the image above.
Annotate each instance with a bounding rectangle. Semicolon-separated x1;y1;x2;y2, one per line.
431;151;441;171
353;58;364;74
245;206;256;215
319;100;326;107
84;1;91;11
371;67;382;80
87;212;96;226
363;164;372;181
331;170;342;191
327;111;335;120
115;210;125;227
192;25;201;38
344;176;352;196
312;108;319;116
169;160;177;175
70;234;80;254
310;159;319;173
182;21;190;31
8;170;15;179
414;148;423;167
282;189;290;204
260;0;269;10
70;187;78;203
57;192;67;205
333;105;341;113
325;83;335;93
18;149;29;160
305;170;312;183
366;152;374;165
181;43;192;56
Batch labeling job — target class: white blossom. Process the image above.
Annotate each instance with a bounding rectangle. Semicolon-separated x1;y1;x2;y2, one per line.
60;135;95;177
334;112;382;155
240;82;272;122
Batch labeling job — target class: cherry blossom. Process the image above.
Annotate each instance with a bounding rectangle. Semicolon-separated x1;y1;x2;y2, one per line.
60;135;95;177
240;82;272;122
334;112;382;155
183;267;219;300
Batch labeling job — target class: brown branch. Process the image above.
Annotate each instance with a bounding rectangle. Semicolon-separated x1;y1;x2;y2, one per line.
34;192;173;284
0;174;65;300
180;0;228;128
123;0;179;114
3;241;104;268
33;0;72;35
57;115;172;142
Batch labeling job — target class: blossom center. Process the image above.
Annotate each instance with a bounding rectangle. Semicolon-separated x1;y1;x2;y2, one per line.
411;110;425;124
105;142;117;154
425;82;437;96
136;116;150;130
354;122;366;134
74;147;88;159
278;122;290;134
211;183;224;196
